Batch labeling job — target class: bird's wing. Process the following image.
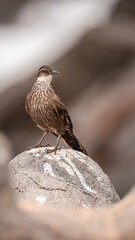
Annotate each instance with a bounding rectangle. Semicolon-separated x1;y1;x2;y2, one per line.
52;94;73;131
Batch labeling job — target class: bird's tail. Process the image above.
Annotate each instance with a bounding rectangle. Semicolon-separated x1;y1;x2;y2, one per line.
62;130;88;156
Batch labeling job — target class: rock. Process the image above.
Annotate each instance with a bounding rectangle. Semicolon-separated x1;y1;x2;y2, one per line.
1;148;135;240
9;148;119;208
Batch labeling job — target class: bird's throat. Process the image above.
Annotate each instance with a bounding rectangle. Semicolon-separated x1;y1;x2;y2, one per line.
37;75;52;84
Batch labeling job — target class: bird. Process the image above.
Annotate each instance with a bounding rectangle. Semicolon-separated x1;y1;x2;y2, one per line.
25;65;88;155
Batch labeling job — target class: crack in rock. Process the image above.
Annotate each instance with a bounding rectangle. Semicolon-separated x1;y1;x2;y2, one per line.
28;176;67;192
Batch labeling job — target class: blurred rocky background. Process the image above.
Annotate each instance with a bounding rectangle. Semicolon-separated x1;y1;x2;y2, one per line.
0;0;135;198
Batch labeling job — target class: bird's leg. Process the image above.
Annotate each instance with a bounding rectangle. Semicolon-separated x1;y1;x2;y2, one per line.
46;134;61;154
28;131;48;150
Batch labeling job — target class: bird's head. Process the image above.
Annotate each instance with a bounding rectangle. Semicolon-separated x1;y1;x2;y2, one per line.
37;65;59;84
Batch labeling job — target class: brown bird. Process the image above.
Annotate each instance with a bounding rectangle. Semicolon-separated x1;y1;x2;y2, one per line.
25;65;88;155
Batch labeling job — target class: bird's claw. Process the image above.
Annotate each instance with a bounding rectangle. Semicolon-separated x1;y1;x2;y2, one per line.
45;148;57;155
45;144;51;147
45;146;62;155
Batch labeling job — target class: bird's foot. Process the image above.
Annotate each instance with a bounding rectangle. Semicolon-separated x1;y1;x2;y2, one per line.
45;148;57;155
45;146;62;155
44;144;51;147
28;143;51;150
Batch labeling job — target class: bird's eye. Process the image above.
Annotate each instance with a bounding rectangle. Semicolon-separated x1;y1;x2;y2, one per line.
44;70;49;73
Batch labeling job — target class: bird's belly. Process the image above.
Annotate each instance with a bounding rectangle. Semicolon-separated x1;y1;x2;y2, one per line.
28;100;64;133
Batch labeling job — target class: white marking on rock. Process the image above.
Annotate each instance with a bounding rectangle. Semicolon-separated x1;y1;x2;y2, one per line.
65;158;97;194
76;153;87;163
45;154;54;160
88;164;94;170
77;157;86;163
54;190;58;197
43;162;56;177
28;148;42;154
58;161;75;176
53;155;62;161
82;204;90;209
35;195;46;205
97;176;104;184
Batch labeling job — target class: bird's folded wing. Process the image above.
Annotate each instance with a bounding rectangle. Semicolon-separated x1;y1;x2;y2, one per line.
52;95;73;131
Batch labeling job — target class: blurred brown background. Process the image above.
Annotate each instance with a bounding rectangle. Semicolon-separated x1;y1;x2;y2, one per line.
0;0;135;198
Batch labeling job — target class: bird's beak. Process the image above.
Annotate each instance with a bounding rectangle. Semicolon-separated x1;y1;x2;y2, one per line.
52;70;59;75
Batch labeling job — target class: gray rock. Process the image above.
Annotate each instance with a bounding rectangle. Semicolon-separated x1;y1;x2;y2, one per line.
9;147;119;208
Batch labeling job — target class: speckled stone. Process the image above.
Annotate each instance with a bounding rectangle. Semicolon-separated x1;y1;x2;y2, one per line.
9;147;119;208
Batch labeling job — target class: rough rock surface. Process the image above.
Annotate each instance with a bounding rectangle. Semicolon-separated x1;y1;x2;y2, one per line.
9;147;119;208
0;150;135;240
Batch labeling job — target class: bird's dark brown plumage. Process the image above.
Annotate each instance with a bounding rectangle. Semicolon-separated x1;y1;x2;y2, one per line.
25;65;88;155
